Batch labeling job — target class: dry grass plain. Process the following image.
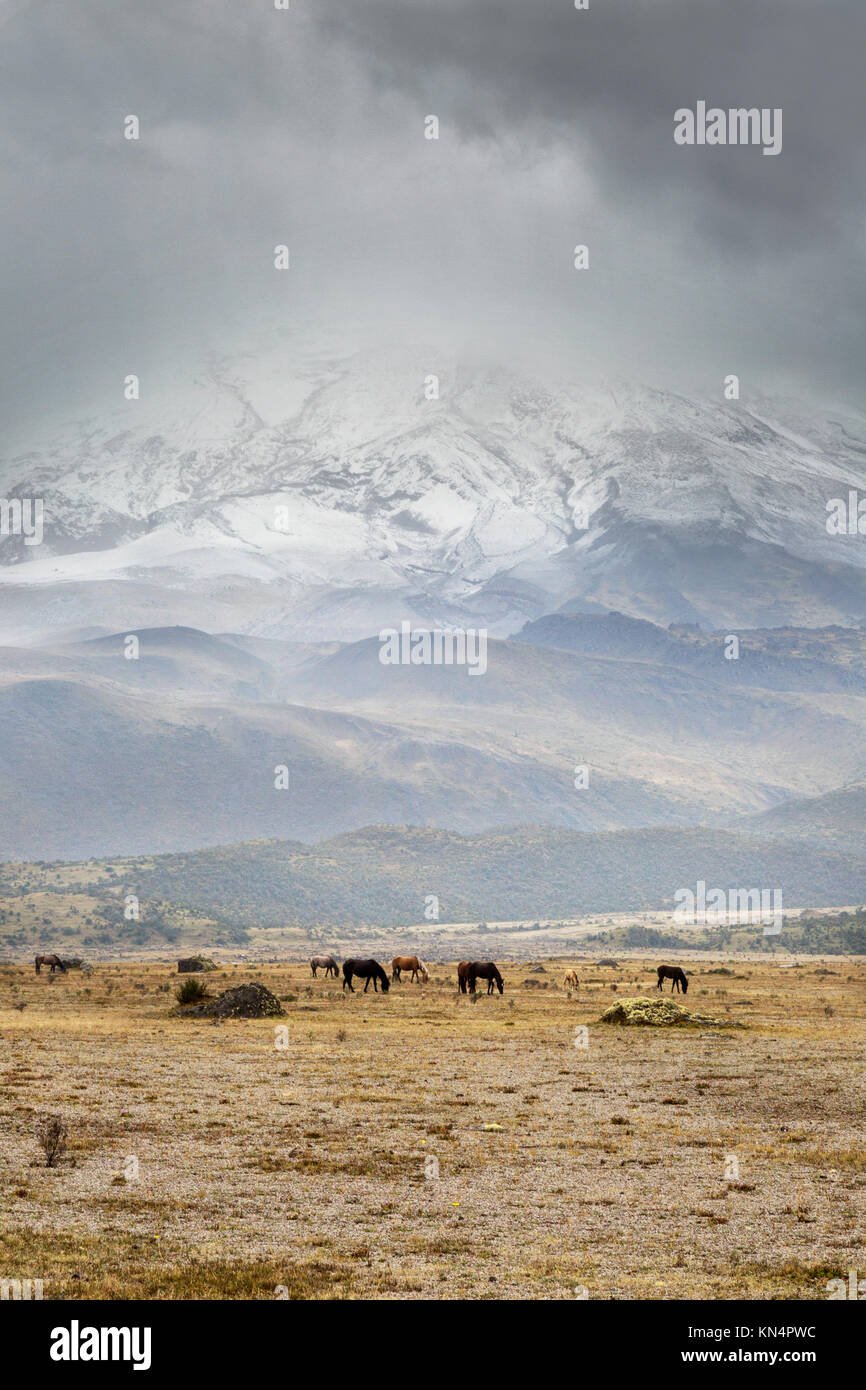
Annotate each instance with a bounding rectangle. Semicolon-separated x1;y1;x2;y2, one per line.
1;956;864;1300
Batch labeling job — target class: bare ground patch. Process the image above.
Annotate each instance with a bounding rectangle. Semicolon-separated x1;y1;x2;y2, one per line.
1;957;865;1299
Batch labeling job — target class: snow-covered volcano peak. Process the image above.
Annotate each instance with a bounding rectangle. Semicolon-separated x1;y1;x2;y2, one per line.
2;345;865;643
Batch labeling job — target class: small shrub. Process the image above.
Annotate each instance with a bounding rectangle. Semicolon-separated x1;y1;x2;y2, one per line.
176;977;209;1005
36;1113;69;1168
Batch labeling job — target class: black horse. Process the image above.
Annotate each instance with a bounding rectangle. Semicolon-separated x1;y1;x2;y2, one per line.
459;961;504;995
657;964;688;994
342;958;390;993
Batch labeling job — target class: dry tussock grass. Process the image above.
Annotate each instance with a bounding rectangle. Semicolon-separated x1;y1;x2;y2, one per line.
0;956;864;1299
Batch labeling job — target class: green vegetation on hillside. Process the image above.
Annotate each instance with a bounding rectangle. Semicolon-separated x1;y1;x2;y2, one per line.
588;909;866;955
1;825;866;951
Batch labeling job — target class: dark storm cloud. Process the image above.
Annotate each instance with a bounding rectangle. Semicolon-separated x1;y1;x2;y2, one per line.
322;0;866;253
1;0;863;443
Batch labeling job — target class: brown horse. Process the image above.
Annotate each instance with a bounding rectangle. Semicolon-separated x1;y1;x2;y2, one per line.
391;956;429;983
35;954;66;975
310;956;339;978
458;961;504;995
342;959;390;993
563;969;579;990
657;964;688;994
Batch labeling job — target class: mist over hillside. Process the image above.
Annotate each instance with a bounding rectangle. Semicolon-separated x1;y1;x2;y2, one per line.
1;613;865;863
2;354;865;901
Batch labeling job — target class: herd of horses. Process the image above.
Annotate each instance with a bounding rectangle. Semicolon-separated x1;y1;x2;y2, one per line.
309;956;688;996
311;955;432;992
36;950;689;995
311;955;503;994
317;955;433;993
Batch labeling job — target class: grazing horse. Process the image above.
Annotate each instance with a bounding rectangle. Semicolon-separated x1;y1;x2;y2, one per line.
310;956;339;978
563;969;579;990
657;964;689;994
35;954;66;975
391;955;429;983
342;958;390;994
459;961;504;995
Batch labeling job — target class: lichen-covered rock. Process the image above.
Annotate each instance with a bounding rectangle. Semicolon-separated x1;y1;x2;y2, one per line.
188;982;284;1019
177;956;218;973
600;996;742;1027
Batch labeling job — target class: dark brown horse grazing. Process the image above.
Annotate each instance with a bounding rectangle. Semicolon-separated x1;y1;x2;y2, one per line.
35;954;66;975
657;964;688;994
458;961;504;995
342;959;390;994
391;956;429;983
310;956;339;978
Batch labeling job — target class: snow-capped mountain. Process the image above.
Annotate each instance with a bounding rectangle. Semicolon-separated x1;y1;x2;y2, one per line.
2;345;866;644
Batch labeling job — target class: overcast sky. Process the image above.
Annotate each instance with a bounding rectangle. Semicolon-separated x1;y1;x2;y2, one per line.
1;0;863;441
